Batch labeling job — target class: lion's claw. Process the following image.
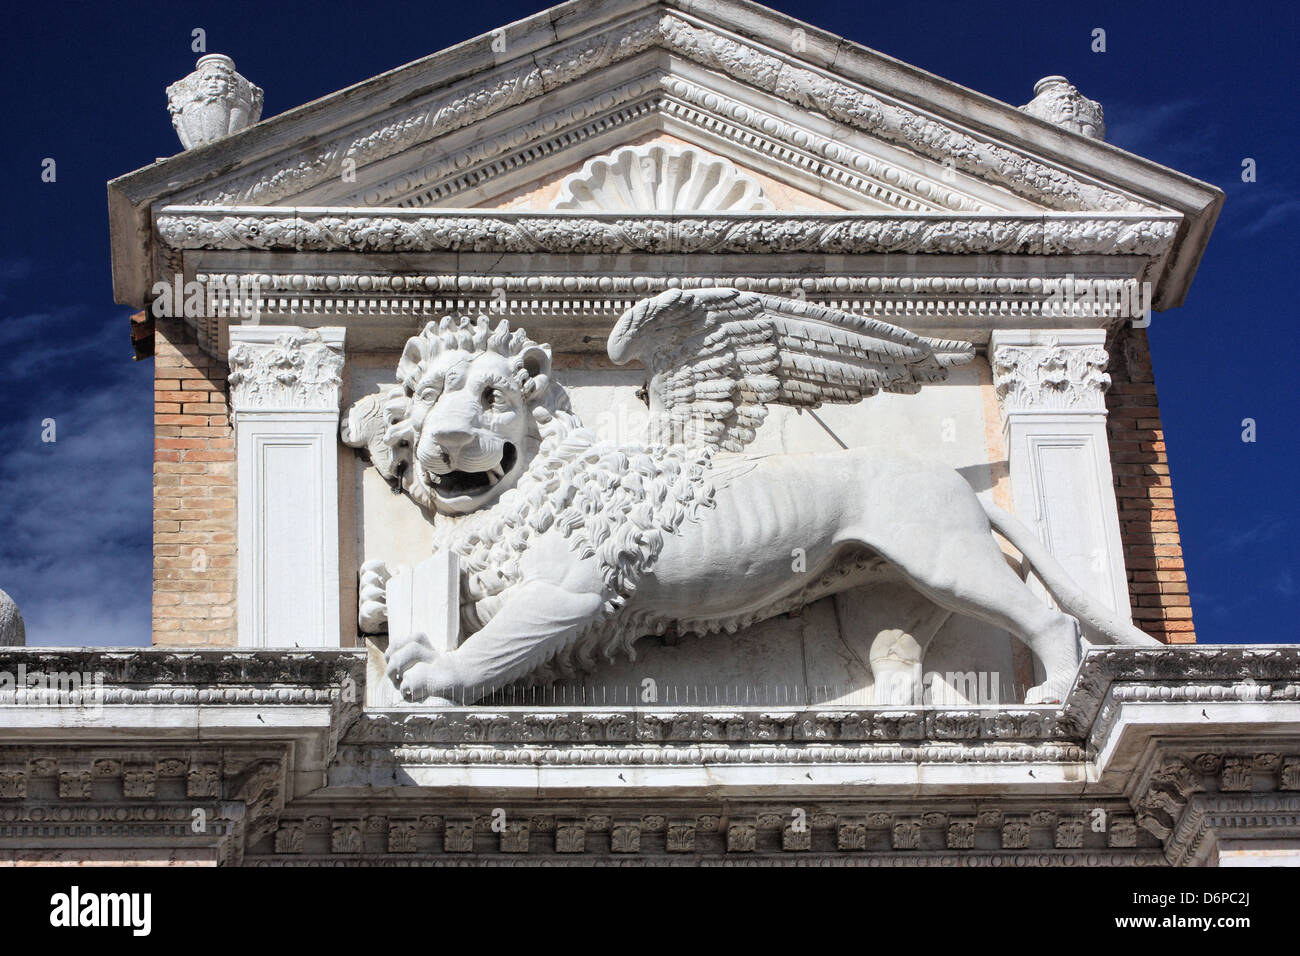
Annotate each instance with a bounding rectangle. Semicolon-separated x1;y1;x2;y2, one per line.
385;632;456;703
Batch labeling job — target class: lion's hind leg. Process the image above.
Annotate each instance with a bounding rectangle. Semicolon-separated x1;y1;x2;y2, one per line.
847;516;1081;705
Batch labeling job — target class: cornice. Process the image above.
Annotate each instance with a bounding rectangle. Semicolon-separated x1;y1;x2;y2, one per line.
110;1;1222;310
1;646;1296;864
155;208;1181;257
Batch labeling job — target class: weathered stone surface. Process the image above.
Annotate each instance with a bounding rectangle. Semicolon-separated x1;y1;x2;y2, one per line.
0;589;23;646
0;646;1292;865
166;54;263;150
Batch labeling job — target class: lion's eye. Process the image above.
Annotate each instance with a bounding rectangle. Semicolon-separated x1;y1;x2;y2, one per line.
418;386;438;403
482;386;501;406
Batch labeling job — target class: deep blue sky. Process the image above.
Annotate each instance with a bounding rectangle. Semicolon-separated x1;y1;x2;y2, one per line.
0;0;1294;645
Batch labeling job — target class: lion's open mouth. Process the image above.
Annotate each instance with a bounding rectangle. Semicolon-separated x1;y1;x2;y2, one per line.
427;443;517;497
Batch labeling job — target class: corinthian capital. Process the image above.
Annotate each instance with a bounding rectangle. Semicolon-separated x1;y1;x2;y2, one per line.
228;326;346;415
990;330;1110;417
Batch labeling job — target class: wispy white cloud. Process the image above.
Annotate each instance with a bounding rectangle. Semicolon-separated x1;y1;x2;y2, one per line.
0;307;153;647
1219;513;1287;553
1104;97;1216;171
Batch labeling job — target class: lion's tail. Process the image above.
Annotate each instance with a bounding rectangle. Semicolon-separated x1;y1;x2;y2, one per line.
981;502;1160;647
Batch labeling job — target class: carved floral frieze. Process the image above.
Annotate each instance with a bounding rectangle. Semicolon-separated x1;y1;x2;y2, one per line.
156;210;1180;257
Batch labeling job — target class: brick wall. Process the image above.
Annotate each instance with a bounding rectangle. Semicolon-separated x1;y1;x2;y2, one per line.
1105;325;1195;644
153;317;237;646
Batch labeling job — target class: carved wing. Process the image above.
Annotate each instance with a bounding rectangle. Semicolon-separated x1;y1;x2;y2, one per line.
607;288;975;452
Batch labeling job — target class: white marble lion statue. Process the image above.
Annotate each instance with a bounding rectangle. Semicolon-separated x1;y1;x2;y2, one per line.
343;288;1157;706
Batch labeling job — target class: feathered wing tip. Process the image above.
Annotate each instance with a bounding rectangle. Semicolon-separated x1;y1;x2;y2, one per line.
610;288;978;453
927;337;977;368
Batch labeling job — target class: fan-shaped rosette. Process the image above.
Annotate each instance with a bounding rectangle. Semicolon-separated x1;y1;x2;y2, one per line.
552;144;774;212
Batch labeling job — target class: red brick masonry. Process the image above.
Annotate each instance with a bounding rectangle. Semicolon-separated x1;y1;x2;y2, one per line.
152;317;237;646
1105;325;1195;644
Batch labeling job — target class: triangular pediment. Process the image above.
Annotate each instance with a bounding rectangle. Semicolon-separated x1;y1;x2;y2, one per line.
109;0;1222;307
141;23;1138;217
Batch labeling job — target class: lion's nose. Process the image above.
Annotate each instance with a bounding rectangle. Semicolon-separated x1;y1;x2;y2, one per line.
432;428;473;451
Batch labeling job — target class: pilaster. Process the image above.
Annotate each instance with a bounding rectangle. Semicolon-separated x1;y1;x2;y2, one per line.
228;326;346;648
990;329;1129;620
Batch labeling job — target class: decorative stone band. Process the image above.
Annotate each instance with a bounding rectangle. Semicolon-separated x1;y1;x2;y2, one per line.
184;270;1156;357
339;75;996;213
227;326;346;416
1;647;1296;864
200;270;1149;302
251;804;1160;864
0;645;1291;745
990;330;1112;417
156;208;1181;258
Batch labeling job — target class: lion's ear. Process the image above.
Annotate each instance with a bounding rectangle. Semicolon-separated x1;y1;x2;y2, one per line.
517;345;553;401
518;344;551;381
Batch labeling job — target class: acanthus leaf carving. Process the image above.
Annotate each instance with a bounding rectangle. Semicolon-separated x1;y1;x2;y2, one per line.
227;329;345;414
992;338;1111;415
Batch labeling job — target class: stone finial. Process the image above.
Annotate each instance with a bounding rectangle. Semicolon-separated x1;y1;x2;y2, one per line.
166;54;264;150
0;589;25;646
1020;75;1105;140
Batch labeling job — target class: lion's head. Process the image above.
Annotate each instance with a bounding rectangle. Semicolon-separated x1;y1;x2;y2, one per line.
343;316;571;516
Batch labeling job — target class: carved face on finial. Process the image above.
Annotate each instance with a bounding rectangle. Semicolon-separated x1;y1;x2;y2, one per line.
1021;76;1106;141
165;54;264;149
199;65;233;101
343;317;569;516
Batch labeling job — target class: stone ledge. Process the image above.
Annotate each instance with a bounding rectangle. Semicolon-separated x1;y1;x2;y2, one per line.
0;645;1295;864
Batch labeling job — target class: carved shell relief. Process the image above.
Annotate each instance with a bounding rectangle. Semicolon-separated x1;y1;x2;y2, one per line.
551;143;775;212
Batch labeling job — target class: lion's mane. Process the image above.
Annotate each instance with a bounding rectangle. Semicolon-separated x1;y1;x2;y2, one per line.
346;314;717;679
436;409;715;676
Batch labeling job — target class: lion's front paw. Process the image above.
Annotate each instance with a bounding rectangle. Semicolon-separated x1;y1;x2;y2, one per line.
358;560;392;634
384;632;457;703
